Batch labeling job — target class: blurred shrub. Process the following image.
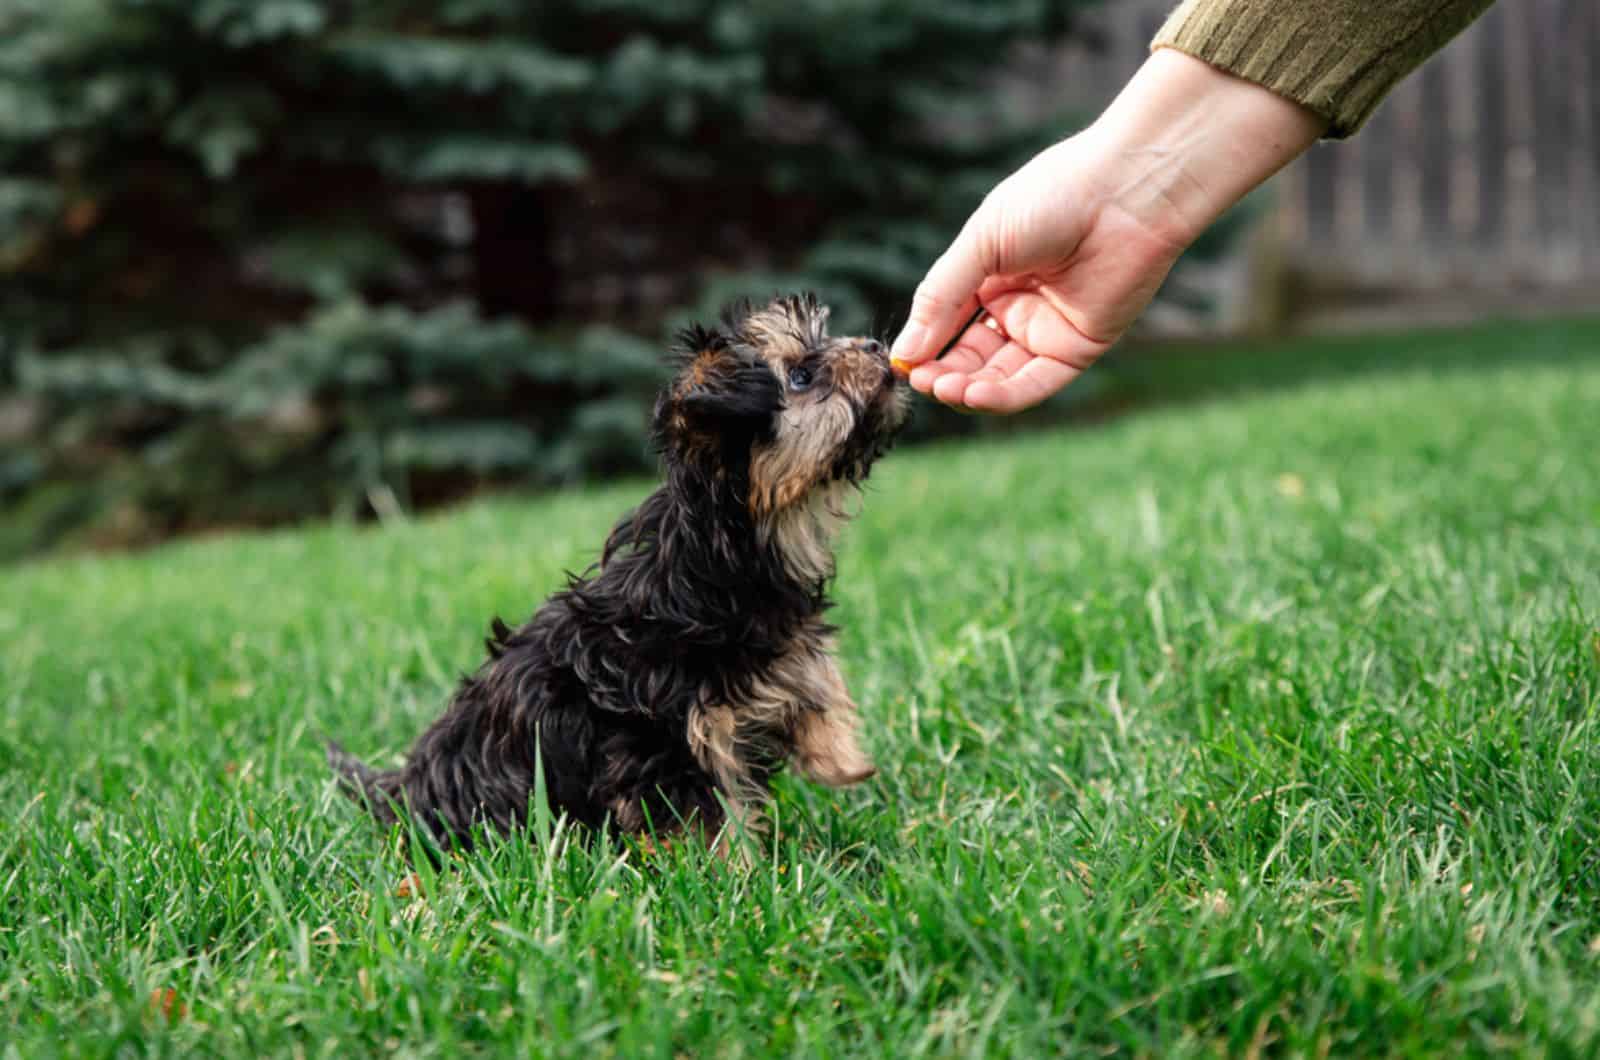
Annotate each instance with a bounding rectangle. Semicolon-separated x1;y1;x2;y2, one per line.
0;0;1092;556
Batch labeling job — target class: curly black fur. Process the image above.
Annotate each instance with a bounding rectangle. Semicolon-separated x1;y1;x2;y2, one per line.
329;294;904;851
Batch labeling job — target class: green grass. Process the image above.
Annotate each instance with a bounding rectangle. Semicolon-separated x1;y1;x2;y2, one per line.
5;316;1600;1057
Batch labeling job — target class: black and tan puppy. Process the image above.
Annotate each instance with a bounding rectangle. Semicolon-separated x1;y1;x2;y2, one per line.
329;294;907;853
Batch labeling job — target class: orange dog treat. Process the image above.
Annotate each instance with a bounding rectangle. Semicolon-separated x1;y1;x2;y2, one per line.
890;357;912;379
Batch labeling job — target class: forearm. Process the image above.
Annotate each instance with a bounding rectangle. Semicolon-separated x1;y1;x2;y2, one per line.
1153;0;1498;138
1076;49;1326;249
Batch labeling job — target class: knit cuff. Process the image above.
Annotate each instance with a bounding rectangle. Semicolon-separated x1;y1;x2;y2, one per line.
1151;0;1490;139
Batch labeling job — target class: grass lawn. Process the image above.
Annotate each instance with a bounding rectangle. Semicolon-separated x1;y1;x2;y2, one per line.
4;316;1600;1057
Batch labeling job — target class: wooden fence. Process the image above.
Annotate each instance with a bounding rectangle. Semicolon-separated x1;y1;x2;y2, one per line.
1038;1;1600;318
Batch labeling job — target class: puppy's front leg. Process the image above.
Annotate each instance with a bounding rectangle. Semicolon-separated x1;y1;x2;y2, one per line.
791;652;876;788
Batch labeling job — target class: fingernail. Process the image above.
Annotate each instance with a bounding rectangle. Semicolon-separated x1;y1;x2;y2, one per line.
891;324;927;362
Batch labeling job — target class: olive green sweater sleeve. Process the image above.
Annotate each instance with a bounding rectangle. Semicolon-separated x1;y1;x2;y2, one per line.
1152;0;1497;137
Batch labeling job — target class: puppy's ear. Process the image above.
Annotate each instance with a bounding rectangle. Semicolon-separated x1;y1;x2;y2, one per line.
655;325;782;455
679;356;782;428
662;333;780;429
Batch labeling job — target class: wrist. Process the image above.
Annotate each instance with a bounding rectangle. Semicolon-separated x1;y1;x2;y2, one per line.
1079;48;1326;248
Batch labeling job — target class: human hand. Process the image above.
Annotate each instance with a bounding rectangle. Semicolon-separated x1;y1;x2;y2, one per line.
891;49;1326;413
890;135;1189;413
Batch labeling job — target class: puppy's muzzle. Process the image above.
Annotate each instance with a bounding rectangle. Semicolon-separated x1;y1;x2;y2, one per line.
859;340;907;423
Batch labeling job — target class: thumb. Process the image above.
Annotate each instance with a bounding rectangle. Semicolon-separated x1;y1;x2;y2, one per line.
890;224;990;366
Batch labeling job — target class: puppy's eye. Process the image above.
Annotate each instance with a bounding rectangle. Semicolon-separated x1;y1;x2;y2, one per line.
787;365;814;391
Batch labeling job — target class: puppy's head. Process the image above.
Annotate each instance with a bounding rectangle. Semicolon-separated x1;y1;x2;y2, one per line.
654;294;908;516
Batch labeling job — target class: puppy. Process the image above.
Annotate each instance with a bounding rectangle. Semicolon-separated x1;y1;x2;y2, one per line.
329;294;907;853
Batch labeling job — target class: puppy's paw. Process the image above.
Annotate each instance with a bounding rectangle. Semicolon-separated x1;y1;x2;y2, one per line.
792;707;877;787
797;748;878;788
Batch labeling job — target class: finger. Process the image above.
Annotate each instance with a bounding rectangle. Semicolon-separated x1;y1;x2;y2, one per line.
907;358;958;395
931;369;974;408
908;315;1004;389
931;342;993;376
938;317;1006;369
986;290;1113;372
976;274;1020;304
962;357;1084;414
966;340;1033;383
890;227;989;367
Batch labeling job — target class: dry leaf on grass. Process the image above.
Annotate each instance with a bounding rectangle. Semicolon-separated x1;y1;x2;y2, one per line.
147;987;186;1023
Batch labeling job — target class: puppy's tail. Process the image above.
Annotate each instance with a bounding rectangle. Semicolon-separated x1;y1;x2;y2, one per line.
326;741;404;825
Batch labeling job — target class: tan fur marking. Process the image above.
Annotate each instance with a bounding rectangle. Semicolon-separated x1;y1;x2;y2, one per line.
765;479;855;584
748;396;855;517
783;646;874;786
689;350;713;387
677;347;725;398
742;300;829;377
685;704;773;854
610;797;646;833
686;635;875;839
831;343;890;406
686;706;753;802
